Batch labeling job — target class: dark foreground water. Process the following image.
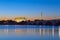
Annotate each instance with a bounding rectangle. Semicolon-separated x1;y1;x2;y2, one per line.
0;25;60;40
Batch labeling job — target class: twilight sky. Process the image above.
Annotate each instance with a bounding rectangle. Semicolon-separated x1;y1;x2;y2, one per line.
0;0;60;18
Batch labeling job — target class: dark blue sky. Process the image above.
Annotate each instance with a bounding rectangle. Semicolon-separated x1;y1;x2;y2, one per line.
0;0;60;18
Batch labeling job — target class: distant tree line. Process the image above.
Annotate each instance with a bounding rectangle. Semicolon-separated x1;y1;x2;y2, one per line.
0;19;60;26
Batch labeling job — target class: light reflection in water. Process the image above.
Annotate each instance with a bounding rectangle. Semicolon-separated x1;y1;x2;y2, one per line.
52;27;54;36
59;26;60;38
0;25;59;38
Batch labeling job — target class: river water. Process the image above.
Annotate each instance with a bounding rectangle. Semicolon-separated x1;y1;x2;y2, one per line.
0;25;60;40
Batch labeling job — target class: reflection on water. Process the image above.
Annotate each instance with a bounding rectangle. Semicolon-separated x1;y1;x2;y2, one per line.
59;27;60;38
0;25;60;40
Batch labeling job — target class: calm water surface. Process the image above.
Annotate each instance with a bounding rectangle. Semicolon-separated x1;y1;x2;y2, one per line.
0;25;60;40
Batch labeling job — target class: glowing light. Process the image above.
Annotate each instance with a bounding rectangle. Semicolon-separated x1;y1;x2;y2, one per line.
14;17;26;22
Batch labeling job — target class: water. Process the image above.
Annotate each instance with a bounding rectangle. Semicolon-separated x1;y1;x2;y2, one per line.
0;25;60;40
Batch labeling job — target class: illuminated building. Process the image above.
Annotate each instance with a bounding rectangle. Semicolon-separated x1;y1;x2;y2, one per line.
14;17;27;22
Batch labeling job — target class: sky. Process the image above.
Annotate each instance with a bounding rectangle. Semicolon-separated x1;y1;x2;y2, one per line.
0;0;60;18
